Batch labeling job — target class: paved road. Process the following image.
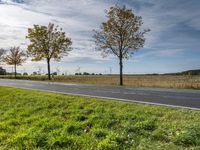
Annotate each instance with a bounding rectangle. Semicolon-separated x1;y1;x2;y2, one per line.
0;79;200;110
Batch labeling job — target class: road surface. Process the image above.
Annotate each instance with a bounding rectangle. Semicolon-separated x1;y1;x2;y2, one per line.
0;79;200;110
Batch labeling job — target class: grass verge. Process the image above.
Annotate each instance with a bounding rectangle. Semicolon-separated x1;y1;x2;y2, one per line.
0;86;200;149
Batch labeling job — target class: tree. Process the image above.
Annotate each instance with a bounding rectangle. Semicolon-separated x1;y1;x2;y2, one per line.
3;46;26;78
26;23;72;80
93;5;150;85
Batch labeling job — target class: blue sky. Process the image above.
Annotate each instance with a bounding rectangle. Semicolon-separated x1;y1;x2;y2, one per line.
0;0;200;74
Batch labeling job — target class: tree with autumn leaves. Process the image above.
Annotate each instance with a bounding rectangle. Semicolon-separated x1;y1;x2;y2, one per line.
26;23;72;80
93;5;150;85
3;46;26;78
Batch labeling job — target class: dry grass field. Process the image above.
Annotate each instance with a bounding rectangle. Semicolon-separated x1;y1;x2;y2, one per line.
1;75;200;89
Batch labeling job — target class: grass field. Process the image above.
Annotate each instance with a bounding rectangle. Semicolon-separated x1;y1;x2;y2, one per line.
1;74;200;89
0;87;200;149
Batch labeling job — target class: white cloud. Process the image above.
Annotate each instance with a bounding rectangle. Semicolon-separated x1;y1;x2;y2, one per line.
0;0;200;74
0;0;116;74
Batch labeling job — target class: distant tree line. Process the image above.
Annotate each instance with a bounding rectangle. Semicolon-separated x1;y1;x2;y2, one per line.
75;72;103;75
164;70;200;76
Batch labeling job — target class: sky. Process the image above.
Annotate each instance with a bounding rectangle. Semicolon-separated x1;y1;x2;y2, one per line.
0;0;200;74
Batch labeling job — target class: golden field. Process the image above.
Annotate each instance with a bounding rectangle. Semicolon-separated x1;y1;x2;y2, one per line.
1;74;200;89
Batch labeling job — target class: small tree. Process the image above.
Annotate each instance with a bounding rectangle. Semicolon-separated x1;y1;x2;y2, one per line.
3;47;26;78
93;5;150;85
26;23;72;80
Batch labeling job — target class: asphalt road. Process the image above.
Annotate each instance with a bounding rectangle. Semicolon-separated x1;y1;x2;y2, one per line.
0;79;200;110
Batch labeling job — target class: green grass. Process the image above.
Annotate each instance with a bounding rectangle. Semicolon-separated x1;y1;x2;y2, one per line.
0;86;200;149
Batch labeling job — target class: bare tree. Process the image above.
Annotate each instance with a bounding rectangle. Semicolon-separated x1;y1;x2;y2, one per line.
27;22;72;80
93;5;150;85
3;47;26;78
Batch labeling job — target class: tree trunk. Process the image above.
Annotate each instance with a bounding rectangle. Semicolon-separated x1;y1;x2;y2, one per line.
47;59;51;80
119;57;123;86
14;64;17;79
